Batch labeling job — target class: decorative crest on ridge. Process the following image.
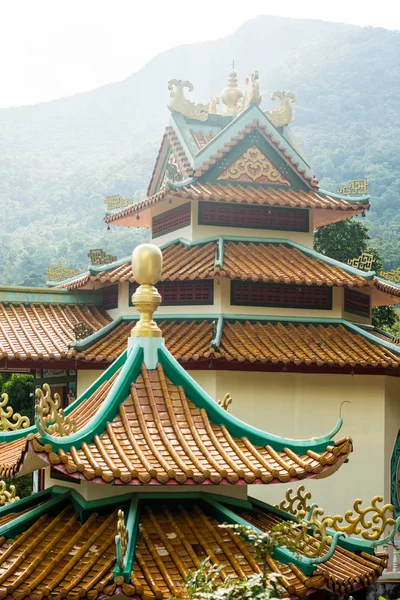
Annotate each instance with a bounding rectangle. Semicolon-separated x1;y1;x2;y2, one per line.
0;393;30;431
168;80;209;121
35;383;77;437
0;481;19;505
217;393;232;411
265;91;296;128
237;70;261;113
116;509;129;569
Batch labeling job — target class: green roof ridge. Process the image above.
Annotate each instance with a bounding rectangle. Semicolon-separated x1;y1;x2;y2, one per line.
318;188;370;204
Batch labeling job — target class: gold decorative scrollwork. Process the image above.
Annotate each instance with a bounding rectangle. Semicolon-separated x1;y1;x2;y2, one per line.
46;265;80;282
217;393;232;411
73;322;94;340
380;267;400;283
337;179;369;196
348;251;374;271
291;506;332;558
277;485;312;519
0;481;19;505
88;248;117;266
325;496;395;541
105;194;133;211
0;393;30;431
217;145;290;185
116;509;129;569
265;91;296;128
168;80;209;122
35;383;77;437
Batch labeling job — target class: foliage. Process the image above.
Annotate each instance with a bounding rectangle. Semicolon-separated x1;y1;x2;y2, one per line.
0;16;399;284
314;219;399;332
176;522;300;600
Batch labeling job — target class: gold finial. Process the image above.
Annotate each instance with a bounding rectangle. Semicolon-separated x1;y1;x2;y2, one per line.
221;68;243;117
131;244;163;338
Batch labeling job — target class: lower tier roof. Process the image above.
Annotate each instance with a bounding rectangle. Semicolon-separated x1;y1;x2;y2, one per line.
0;360;351;484
0;488;387;600
74;316;400;370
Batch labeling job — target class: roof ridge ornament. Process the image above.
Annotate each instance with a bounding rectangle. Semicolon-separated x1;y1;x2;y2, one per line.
168;80;209;122
0;393;30;431
0;480;19;505
265;91;296;128
131;244;163;338
221;69;243;117
35;383;77;437
237;70;261;114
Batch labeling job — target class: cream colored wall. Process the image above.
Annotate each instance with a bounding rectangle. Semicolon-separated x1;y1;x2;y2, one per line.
384;377;400;503
212;370;386;516
107;282;133;319
77;370;103;397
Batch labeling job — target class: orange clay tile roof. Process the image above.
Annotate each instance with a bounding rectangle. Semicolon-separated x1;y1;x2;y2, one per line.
0;303;110;362
31;364;351;484
0;496;385;600
104;183;369;225
237;504;387;596
74;319;400;369
56;240;371;291
190;128;216;149
147;126;194;196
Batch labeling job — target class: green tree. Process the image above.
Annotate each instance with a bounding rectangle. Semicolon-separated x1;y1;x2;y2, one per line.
314;219;399;332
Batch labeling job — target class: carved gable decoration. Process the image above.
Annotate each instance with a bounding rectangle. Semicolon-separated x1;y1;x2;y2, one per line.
217;145;290;185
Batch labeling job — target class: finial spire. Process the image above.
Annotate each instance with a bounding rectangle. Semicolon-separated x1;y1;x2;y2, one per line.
131;244;163;338
221;65;243;117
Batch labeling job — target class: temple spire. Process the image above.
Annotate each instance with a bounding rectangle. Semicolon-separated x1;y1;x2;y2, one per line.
221;67;243;117
131;244;163;338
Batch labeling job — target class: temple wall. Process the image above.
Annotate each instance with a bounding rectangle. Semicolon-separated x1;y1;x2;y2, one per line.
212;370;386;516
77;370;102;397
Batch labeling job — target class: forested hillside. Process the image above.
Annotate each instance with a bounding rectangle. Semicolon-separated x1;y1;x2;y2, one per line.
0;15;399;285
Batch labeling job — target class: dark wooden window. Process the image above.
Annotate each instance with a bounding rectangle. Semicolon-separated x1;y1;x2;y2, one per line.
130;280;213;306
103;284;118;310
231;281;332;309
152;203;191;238
198;201;309;232
344;288;370;318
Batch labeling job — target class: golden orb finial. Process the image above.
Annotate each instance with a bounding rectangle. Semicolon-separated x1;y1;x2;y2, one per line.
221;69;243;117
131;244;163;338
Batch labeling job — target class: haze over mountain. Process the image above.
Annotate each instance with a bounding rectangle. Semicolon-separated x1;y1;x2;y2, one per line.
1;15;399;286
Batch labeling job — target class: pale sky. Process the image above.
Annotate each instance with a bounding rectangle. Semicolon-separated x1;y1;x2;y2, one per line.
0;0;399;108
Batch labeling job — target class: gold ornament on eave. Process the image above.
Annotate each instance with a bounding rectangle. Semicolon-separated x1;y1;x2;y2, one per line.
35;383;77;437
116;509;129;569
0;393;30;431
0;481;19;505
168;80;209;121
265;91;296;128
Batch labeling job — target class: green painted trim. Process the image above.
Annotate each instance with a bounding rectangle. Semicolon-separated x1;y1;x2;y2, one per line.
391;430;400;516
0;487;53;518
0;491;71;539
114;495;140;582
205;496;316;574
194;104;314;181
376;276;400;291
155;144;172;194
211;316;223;349
0;286;102;305
318;188;370;204
0;349;128;443
158;344;341;452
37;346;143;452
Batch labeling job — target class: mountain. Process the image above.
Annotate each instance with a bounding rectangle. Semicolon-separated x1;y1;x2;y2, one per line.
0;15;399;285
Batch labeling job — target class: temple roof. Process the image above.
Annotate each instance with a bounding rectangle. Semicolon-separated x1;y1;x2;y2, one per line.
72;316;400;370
104;182;369;229
53;236;400;306
0;345;351;483
0;487;387;600
0;301;110;362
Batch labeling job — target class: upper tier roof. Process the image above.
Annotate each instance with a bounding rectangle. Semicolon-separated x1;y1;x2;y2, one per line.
104;105;370;229
0;487;387;600
0;342;351;483
52;237;400;307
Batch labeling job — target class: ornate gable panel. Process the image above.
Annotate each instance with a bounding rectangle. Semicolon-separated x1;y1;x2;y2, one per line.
217;145;290;185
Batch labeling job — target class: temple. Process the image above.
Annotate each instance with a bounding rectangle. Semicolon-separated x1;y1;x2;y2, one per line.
0;69;399;596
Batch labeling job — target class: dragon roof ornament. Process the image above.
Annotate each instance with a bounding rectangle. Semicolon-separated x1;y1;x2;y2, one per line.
265;91;296;128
